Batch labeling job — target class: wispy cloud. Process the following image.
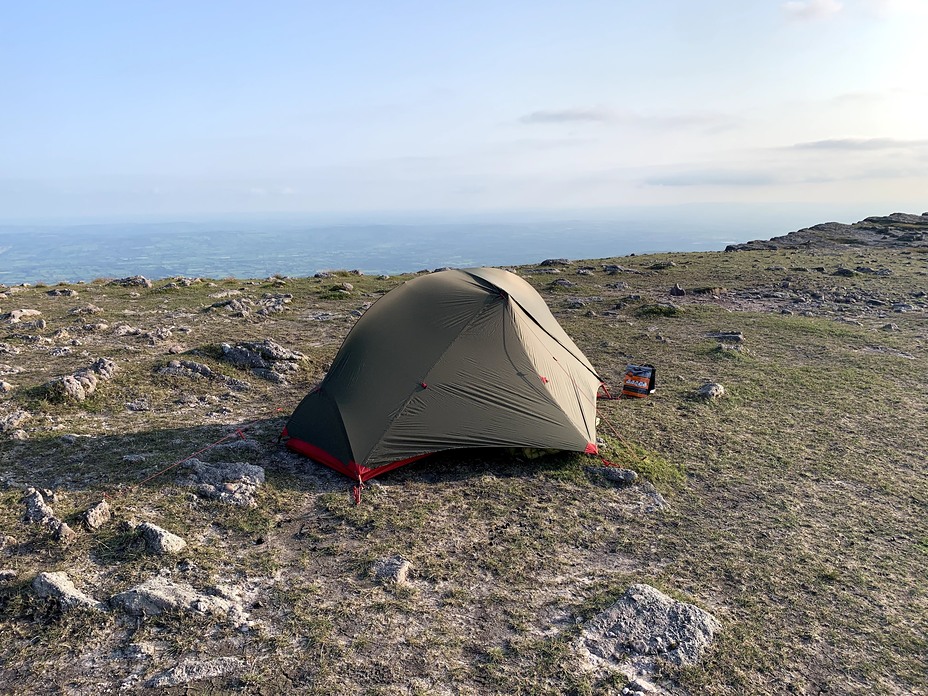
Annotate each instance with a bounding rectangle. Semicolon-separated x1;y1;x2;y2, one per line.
782;0;843;20
645;170;779;187
519;108;736;132
791;137;928;150
519;108;615;125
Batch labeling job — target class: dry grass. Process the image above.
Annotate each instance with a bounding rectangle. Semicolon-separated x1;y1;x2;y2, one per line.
1;246;926;694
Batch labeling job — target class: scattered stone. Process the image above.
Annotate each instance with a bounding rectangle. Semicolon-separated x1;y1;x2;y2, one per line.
70;304;103;315
122;454;146;464
0;364;21;376
0;343;21;355
696;383;725;400
110;576;247;625
585;466;638;486
3;309;42;324
113;324;141;336
0;569;17;583
46;375;89;402
0;381;13;393
1;410;31;434
22;487;58;526
109;275;153;288
126;398;151;412
42;358;117;402
177;458;265;508
138;522;187;555
637;483;669;513
669;284;686;297
32;571;106;612
880;323;900;332
649;261;676;270
577;268;595;276
578;583;720;671
832;268;858;277
373;555;412;585
167;344;185;354
47;288;79;297
551;279;576;288
83;500;112;530
145;656;244;688
541;258;570;266
53;522;77;545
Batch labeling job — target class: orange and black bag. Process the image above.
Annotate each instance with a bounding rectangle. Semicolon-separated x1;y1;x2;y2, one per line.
622;364;656;398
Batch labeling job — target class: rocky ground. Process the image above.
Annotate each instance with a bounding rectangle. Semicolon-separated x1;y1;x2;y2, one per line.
1;214;927;695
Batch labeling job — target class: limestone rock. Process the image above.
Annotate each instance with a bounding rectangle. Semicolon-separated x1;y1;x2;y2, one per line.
696;383;725;400
109;275;153;288
83;500;112;530
53;521;78;545
22;487;58;525
70;304;103;315
373;555;412;585
577;583;720;673
146;656;244;688
110;576;247;625
176;458;265;508
586;466;638;486
4;309;42;324
46;375;91;402
0;410;30;433
138;522;187;554
32;571;105;612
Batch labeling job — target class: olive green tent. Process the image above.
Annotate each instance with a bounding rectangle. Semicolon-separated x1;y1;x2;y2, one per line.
283;267;602;481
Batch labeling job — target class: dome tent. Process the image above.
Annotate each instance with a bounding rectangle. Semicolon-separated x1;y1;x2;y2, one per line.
282;267;603;481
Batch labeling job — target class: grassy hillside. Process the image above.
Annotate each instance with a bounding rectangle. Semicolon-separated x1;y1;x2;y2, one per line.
1;243;926;694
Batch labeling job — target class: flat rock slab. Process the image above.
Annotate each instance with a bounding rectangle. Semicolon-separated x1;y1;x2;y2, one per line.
578;584;720;670
33;571;106;612
177;458;265;508
110;576;247;625
146;656;244;688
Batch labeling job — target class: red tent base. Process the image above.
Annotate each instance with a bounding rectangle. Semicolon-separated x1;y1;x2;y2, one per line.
284;434;430;482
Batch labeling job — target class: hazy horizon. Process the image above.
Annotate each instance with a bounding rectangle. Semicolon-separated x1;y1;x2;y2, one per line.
2;202;921;285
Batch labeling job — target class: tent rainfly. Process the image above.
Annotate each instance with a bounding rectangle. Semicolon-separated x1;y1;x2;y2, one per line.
282;267;603;481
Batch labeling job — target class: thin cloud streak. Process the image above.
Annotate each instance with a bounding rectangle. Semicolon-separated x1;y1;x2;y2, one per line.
782;0;844;20
792;138;928;150
519;108;615;124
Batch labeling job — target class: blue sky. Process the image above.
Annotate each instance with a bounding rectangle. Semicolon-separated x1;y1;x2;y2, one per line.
1;0;925;220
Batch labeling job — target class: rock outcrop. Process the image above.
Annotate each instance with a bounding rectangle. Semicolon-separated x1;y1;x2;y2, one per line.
725;212;928;252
